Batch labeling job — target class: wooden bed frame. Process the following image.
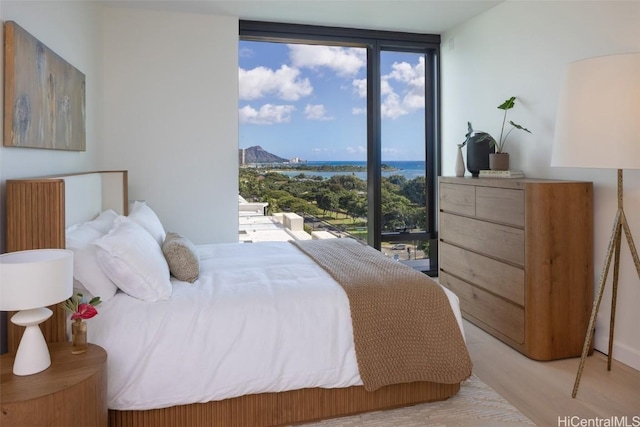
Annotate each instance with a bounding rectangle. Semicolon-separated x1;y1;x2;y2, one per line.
4;171;461;427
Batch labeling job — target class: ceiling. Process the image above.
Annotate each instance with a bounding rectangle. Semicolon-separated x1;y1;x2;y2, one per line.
106;0;504;34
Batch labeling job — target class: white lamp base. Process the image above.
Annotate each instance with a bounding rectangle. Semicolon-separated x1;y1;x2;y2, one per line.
10;307;53;376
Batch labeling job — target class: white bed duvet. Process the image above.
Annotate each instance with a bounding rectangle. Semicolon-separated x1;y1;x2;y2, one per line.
86;241;464;411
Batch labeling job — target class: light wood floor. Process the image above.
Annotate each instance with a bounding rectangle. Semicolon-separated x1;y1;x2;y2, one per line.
464;320;640;426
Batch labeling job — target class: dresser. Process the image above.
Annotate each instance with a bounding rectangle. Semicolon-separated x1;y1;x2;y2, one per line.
438;177;593;360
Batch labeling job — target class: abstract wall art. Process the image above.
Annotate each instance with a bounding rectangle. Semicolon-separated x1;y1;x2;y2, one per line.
3;21;86;151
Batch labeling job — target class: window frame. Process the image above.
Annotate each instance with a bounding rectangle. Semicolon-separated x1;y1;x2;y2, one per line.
239;21;441;274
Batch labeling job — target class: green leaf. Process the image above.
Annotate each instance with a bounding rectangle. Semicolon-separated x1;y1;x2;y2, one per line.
509;121;531;133
498;96;516;110
89;296;102;306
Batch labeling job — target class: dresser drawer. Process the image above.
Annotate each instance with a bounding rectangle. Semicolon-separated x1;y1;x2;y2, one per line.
440;183;475;216
440;272;524;344
439;242;524;306
440;212;525;267
476;186;524;227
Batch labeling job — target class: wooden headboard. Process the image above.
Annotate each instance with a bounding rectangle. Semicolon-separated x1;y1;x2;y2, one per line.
5;170;128;353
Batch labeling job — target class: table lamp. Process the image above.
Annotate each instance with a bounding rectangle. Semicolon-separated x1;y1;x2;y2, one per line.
551;52;640;397
0;249;73;376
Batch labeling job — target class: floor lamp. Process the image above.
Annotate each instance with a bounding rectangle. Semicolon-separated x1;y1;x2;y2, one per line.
551;53;640;398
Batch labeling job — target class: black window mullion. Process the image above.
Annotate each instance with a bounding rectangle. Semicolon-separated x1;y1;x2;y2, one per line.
367;42;382;249
425;49;441;275
425;49;440;237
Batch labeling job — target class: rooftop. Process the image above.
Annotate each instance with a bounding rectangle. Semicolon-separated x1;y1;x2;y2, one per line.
239;196;338;243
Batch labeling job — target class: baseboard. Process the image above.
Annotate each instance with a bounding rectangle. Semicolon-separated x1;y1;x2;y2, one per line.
594;330;640;371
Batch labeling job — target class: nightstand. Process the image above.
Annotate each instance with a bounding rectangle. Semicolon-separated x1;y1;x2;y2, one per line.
1;342;107;427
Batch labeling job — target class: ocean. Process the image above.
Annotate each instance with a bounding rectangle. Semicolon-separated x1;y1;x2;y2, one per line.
274;160;426;181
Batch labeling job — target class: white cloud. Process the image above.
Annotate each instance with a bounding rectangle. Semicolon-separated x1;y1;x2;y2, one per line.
289;44;366;76
352;78;367;98
352;107;366;115
239;65;312;101
346;146;366;154
239;46;254;58
381;92;405;120
381;57;425;119
239;104;296;125
304;104;334;121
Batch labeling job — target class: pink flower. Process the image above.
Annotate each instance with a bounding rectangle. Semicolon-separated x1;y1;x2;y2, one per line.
70;303;98;320
60;293;101;321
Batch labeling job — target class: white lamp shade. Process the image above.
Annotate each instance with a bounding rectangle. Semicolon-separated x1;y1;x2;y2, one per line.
0;249;73;311
551;53;640;169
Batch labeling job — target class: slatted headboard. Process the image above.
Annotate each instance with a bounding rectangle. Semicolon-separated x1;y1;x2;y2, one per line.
5;170;128;353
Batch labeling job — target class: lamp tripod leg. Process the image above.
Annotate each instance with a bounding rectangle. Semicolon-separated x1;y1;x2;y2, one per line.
572;210;621;398
607;222;622;371
613;212;640;367
620;210;640;279
572;207;640;398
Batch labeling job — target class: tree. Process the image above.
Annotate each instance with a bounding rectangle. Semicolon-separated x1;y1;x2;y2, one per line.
328;175;366;192
402;177;426;206
317;192;338;215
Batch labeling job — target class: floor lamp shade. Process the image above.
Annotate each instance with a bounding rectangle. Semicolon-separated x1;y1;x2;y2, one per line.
551;52;640;170
0;249;73;375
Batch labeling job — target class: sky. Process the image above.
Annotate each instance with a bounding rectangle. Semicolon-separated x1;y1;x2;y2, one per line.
238;41;426;162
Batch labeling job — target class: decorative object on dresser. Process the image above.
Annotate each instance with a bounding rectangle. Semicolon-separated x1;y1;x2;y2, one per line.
438;177;593;361
0;342;108;426
463;122;495;177
455;143;466;177
478;169;525;178
3;21;86;151
551;52;640;398
466;97;532;172
0;249;73;375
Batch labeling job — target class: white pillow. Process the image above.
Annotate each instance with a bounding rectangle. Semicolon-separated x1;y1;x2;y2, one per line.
72;244;119;301
66;223;103;248
66;223;118;302
94;217;172;302
85;209;119;234
128;201;166;246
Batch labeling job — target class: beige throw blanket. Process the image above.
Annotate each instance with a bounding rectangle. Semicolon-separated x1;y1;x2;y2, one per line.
292;238;472;391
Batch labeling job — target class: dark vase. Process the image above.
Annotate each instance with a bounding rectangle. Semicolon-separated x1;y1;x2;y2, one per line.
466;137;495;177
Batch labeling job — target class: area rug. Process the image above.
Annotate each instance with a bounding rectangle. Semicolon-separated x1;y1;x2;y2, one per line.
297;375;535;426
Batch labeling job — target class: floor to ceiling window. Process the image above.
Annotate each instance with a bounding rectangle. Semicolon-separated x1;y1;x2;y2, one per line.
239;21;441;274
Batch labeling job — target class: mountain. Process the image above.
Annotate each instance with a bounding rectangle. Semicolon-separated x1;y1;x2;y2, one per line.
239;146;289;164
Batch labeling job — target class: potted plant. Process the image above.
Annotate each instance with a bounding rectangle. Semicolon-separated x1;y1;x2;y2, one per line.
469;97;532;171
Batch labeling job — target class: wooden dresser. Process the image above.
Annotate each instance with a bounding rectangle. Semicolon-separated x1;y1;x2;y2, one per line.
438;177;593;360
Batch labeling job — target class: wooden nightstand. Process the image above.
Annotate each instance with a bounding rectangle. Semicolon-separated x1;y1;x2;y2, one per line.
1;342;107;427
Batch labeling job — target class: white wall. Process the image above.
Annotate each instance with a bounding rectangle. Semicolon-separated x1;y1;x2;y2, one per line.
101;7;239;244
0;1;104;249
0;0;103;354
442;1;640;370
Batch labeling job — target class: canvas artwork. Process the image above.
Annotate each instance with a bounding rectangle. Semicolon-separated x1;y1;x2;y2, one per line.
3;21;86;151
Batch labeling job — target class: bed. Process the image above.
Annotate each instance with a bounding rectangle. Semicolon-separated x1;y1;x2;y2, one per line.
5;170;472;427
